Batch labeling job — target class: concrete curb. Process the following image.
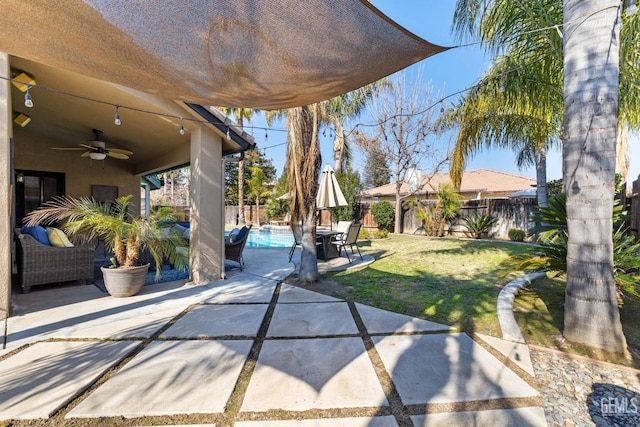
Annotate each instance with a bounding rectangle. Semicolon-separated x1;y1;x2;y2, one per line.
497;271;546;342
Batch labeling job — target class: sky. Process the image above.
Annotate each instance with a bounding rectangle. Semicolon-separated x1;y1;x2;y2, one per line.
243;1;639;188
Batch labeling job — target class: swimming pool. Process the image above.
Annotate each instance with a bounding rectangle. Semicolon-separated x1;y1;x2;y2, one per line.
245;229;295;248
225;227;295;248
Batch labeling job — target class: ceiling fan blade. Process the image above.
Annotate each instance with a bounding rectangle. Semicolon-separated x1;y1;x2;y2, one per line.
107;148;134;155
80;143;100;150
51;147;85;151
81;151;91;157
106;152;129;160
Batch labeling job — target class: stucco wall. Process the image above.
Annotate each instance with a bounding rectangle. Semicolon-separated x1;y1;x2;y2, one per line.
13;127;141;207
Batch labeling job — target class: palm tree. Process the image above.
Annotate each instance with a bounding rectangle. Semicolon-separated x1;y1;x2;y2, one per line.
562;0;626;353
246;166;271;227
285;105;322;282
321;80;389;173
219;107;259;224
447;0;563;207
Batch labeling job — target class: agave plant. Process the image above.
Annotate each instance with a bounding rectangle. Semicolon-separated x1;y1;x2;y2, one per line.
24;195;188;281
460;213;498;239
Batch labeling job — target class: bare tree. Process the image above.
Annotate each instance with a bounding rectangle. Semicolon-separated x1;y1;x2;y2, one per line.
361;70;449;233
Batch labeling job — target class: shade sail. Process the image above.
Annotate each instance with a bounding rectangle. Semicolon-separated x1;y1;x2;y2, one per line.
0;1;449;109
317;164;348;209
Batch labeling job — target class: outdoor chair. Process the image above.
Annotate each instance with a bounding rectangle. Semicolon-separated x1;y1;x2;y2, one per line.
15;228;95;293
331;222;363;263
225;224;252;270
333;220;352;240
288;225;303;263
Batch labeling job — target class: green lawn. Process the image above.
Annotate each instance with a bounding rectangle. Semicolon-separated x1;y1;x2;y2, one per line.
513;275;640;365
324;234;531;336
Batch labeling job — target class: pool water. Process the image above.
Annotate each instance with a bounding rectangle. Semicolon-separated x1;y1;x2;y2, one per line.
226;228;295;248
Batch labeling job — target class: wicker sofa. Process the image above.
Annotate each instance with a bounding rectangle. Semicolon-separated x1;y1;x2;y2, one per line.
15;228;95;293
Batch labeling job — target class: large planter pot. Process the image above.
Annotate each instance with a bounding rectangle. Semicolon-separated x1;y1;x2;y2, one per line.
101;263;150;297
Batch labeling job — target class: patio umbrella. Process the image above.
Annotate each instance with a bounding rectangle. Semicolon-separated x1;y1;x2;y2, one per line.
316;164;348;229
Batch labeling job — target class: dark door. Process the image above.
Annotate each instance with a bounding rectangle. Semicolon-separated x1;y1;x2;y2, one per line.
15;170;65;226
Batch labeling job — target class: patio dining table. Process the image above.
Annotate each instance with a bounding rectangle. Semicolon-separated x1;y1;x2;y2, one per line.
316;230;339;261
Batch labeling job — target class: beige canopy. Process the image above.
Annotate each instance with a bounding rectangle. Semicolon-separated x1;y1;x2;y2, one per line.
0;0;449;109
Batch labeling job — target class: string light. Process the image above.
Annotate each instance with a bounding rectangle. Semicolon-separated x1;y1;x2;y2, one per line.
179;118;185;135
264;129;268;141
226;127;231;140
114;105;121;125
24;86;33;108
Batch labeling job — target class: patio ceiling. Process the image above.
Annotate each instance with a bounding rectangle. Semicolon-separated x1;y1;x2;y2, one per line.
9;57;249;175
0;0;449;110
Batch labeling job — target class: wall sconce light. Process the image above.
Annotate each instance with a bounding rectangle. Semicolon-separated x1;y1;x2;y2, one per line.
13;113;31;128
16;171;24;183
11;71;36;93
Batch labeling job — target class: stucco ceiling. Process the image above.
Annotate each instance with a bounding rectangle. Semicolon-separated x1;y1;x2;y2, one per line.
10;56;244;175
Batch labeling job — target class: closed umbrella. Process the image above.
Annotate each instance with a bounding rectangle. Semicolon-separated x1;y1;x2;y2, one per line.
316;164;348;229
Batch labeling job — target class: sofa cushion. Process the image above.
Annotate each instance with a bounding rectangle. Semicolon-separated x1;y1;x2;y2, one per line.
47;227;74;247
21;225;51;246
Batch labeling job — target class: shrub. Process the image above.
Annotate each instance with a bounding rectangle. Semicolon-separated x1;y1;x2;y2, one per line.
358;228;370;240
500;193;640;290
461;214;498;238
371;201;394;231
508;228;526;242
372;229;389;239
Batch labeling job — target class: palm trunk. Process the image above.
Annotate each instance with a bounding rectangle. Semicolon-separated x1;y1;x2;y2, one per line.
287;105;321;282
333;119;345;173
534;143;548;208
562;0;626;352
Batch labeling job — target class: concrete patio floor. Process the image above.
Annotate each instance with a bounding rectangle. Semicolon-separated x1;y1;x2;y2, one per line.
0;247;546;426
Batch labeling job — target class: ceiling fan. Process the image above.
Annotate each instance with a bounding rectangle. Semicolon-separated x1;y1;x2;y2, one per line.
51;129;133;160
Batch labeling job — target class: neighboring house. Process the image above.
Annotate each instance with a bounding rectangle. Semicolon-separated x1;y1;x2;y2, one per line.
360;169;537;202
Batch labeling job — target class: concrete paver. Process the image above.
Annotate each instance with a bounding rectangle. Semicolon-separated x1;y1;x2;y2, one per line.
267;302;358;337
278;283;341;303
0;341;138;419
411;407;547;426
372;333;539;405
203;279;277;304
67;340;252;418
355;302;453;334
476;333;536;377
161;304;268;338
241;337;388;412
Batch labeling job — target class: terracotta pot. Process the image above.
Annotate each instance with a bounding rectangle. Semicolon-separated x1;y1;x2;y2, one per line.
101;263;150;297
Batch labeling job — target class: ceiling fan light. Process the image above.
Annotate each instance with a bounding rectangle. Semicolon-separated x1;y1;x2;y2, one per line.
89;152;106;160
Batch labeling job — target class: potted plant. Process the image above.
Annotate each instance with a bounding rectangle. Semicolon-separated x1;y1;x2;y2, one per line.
24;195;188;297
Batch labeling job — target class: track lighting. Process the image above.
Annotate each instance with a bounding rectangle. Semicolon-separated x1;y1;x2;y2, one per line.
114;106;121;125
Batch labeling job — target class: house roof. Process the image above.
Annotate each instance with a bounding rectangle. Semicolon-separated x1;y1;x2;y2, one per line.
361;169;537;198
0;0;449;109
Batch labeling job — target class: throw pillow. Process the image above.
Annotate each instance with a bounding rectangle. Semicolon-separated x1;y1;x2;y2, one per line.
46;227;74;247
228;227;240;243
236;226;248;242
21;225;51;246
